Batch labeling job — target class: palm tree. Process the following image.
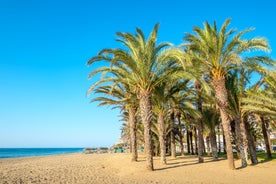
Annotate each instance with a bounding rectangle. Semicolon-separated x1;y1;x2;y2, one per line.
90;82;139;161
152;83;169;164
176;109;185;156
194;80;205;162
166;79;198;158
226;70;250;167
152;74;194;162
242;72;276;159
177;84;196;156
243;114;259;164
203;106;220;160
88;24;185;171
175;48;209;162
243;73;276;119
184;18;270;169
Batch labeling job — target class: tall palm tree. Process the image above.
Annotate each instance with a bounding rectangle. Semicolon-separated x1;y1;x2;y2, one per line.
184;18;270;169
169;108;176;158
175;48;209;162
88;24;185;171
152;83;169;164
153;75;193;162
226;70;250;167
176;109;185;156
194;80;204;163
166;79;197;158
203;105;220;160
242;72;276;159
91;82;139;161
177;85;200;155
243;114;259;164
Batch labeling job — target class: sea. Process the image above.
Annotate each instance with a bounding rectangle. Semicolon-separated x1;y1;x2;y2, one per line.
0;148;83;159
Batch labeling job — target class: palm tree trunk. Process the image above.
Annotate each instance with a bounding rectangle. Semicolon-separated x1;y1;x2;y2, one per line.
206;135;211;156
187;129;190;154
139;92;154;171
241;120;249;160
218;124;221;154
231;121;240;159
167;135;171;155
244;119;258;164
129;107;138;162
194;127;198;155
153;137;159;156
157;114;167;164
241;120;248;164
210;129;218;160
170;109;176;158
223;133;226;154
176;112;185;156
261;116;272;159
197;115;204;162
190;130;194;154
195;80;204;163
235;119;248;167
213;77;235;169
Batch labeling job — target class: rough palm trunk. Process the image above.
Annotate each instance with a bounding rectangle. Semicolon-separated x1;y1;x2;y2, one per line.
230;121;240;159
195;80;204;163
206;135;211;156
153;137;159;156
261;116;272;159
218;125;221;154
223;132;226;154
210;129;218;160
194;127;198;155
139;92;154;171
187;129;191;154
235;119;248;167
241;120;248;163
213;77;235;169
197;121;204;159
170;109;176;158
176;112;184;156
244;119;258;164
190;130;194;154
129;107;138;162
167;135;171;154
197;118;204;161
157;114;167;164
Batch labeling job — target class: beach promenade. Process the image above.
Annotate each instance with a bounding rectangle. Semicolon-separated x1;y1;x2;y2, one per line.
1;153;276;183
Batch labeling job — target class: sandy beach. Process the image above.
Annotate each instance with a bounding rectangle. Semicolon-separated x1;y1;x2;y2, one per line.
0;153;275;184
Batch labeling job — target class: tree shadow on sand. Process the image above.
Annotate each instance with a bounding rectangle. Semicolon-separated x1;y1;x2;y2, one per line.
154;156;225;171
231;152;276;170
137;152;276;171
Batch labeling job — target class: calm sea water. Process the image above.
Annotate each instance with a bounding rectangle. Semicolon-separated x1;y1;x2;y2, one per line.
0;148;83;159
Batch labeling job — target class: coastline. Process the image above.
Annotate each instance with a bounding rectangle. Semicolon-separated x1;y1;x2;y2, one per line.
1;153;276;183
0;148;83;159
0;151;82;161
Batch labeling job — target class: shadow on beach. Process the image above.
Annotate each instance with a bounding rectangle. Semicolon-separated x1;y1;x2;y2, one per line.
136;155;226;171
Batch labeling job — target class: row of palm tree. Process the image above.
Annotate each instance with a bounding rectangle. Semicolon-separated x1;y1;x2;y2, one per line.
87;18;275;171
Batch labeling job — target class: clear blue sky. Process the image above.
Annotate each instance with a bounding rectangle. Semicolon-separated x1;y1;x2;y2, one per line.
0;0;275;148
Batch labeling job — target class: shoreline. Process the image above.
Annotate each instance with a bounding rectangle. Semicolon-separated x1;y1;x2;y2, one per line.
0;151;83;160
1;153;276;183
0;148;83;160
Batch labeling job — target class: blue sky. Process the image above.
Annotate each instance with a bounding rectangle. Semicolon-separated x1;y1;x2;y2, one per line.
0;0;275;148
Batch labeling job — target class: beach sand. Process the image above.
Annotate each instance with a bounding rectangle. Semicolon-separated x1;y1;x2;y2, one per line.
0;153;275;184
